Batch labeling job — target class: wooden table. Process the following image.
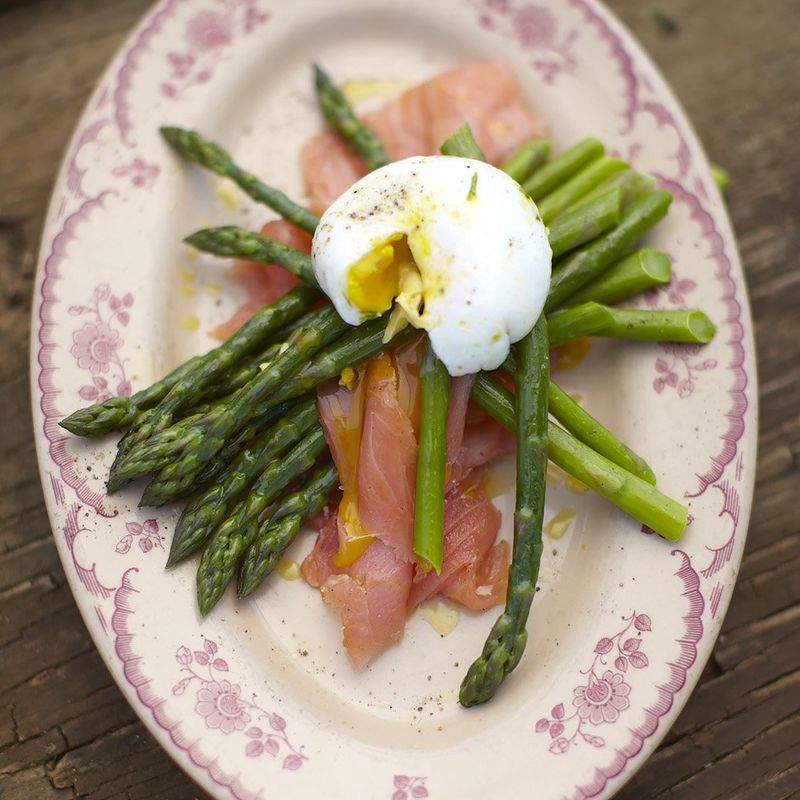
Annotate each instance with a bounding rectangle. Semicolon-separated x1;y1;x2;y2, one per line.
1;1;798;797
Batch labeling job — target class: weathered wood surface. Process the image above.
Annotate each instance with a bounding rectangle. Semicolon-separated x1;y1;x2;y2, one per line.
1;0;798;797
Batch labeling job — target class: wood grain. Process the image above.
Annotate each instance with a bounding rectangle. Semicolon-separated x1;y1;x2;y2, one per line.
1;0;798;798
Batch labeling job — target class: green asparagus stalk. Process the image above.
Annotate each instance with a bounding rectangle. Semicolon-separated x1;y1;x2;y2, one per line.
522;138;604;200
502;352;656;484
237;461;339;598
106;287;320;491
548;188;621;259
469;374;688;540
544;190;673;311
185;227;318;286
196;426;328;615
313;64;390;171
565;248;671;307
571;168;656;213
548;382;656;484
144;401;294;508
460;316;549;706
142;399;298;508
165;398;319;564
548;302;717;347
159;126;320;233
440;123;487;160
413;343;450;573
537;156;628;223
500;140;551;183
115;306;347;492
196;339;285;404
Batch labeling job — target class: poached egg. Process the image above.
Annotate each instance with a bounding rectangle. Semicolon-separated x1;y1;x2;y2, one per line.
311;155;551;375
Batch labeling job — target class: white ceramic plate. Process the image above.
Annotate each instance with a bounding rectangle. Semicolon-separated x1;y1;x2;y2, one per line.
31;1;756;798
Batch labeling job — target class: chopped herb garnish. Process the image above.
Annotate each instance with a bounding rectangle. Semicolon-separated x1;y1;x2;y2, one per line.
467;172;479;201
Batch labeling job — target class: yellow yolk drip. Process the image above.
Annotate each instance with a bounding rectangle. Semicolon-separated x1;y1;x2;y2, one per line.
545;507;576;540
329;368;374;568
553;337;591;371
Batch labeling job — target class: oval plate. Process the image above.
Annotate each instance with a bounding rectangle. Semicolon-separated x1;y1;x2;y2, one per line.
31;1;756;798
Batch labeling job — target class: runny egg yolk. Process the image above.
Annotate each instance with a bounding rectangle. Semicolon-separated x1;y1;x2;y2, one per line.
345;235;427;335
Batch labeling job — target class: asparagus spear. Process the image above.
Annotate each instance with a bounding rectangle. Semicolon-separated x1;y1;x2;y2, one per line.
572;168;656;212
440;123;487;160
565;248;671;307
522;138;604;200
166;398;319;564
313;64;390;171
196;426;328;615
548;302;717;346
185;227;318;286
548;188;621;259
500;140;551;183
106;287;320;491
537;156;627;223
115;306;347;491
503;352;656;484
159;126;320;234
413;343;450;573
469;374;688;540
237;461;339;597
460;316;550;706
544;190;673;311
142;401;293;508
548;382;656;484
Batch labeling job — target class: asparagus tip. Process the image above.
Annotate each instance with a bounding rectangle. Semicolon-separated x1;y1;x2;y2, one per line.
165;548;184;569
159;125;183;145
105;475;124;494
236;579;253;600
59;415;86;436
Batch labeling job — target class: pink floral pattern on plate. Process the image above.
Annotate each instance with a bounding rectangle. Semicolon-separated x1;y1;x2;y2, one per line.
116;519;163;554
644;267;718;398
161;0;269;99
471;0;579;84
173;638;307;770
112;156;160;189
392;775;429;799
653;343;718;398
69;283;133;401
536;612;652;754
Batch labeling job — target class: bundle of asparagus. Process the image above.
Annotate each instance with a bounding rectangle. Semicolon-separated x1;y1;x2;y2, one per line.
60;64;715;706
